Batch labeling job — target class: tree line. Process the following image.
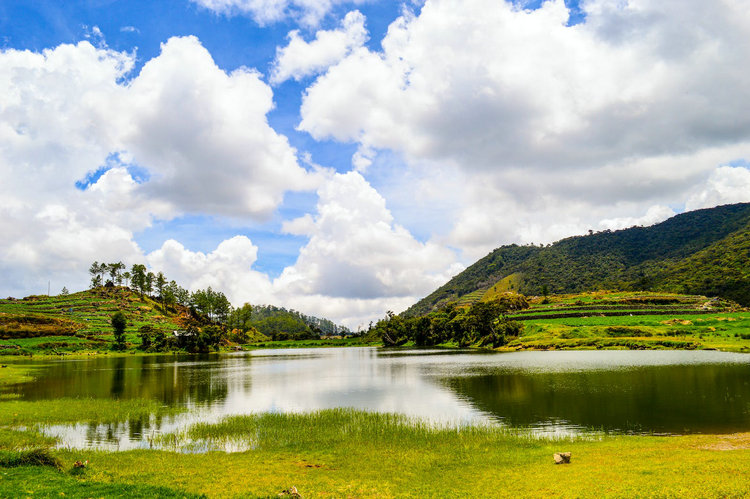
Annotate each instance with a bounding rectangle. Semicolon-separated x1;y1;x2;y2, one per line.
371;294;529;348
89;261;231;322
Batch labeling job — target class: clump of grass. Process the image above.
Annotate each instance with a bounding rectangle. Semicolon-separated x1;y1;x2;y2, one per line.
0;428;57;450
157;409;552;454
0;448;62;469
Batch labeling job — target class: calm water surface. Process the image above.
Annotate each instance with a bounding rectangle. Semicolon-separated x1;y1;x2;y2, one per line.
5;348;750;449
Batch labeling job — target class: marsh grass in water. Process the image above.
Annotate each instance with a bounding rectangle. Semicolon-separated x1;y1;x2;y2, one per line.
0;427;57;450
156;409;561;453
0;397;184;426
55;410;750;497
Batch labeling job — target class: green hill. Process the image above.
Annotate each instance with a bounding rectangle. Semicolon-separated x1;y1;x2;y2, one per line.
405;203;750;317
0;287;193;354
0;287;356;355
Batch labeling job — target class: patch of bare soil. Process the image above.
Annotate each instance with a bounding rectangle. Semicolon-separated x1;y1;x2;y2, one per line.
697;433;750;451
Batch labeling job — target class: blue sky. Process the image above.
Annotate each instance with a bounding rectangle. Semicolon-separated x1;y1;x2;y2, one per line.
1;0;749;326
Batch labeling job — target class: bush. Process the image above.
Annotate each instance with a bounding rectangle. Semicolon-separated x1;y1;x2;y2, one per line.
138;325;154;351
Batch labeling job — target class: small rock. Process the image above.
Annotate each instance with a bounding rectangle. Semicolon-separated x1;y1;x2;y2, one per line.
553;452;571;464
279;486;301;498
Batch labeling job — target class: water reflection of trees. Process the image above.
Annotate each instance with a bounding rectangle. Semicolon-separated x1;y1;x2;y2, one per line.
444;364;750;434
24;355;254;447
19;354;237;407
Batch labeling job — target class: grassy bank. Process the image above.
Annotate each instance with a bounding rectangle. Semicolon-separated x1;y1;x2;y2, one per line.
1;409;749;497
0;363;42;387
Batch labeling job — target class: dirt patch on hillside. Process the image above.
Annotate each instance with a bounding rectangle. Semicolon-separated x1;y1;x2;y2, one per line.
660;319;693;325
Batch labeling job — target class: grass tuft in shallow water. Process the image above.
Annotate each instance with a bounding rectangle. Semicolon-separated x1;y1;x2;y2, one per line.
156;408;560;454
0;397;183;426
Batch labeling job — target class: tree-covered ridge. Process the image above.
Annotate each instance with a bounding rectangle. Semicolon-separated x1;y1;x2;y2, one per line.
249;305;351;341
647;223;750;305
405;202;750;317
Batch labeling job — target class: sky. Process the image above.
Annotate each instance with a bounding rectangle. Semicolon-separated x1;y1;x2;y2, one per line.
2;0;750;329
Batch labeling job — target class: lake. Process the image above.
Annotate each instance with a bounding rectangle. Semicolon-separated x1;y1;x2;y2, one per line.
5;348;750;449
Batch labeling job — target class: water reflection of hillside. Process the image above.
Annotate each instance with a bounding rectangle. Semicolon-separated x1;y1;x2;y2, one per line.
17;354;235;407
444;364;750;434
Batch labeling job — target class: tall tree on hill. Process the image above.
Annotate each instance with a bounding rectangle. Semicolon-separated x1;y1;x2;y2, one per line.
145;272;154;297
89;261;102;288
98;262;107;284
192;287;231;323
130;264;147;296
170;281;190;307
162;286;176;312
191;288;213;320
107;262;125;285
155;272;166;311
228;303;253;332
214;292;231;324
122;271;131;288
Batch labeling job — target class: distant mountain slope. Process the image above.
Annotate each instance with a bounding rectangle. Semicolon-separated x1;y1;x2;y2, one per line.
404;203;750;316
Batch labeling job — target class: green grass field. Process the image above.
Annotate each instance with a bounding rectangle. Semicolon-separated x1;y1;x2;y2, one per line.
1;408;749;497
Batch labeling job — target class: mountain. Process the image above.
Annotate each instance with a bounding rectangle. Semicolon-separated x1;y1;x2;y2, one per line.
405;202;750;316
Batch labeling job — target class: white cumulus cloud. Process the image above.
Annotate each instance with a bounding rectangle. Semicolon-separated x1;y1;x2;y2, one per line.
274;171;463;325
271;10;367;84
686;165;750;211
0;37;316;296
296;0;750;256
127;36;315;218
146;237;274;303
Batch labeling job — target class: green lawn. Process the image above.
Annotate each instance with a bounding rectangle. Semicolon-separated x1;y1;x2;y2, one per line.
2;409;749;497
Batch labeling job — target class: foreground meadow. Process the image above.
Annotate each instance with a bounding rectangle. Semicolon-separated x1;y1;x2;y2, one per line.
1;403;749;498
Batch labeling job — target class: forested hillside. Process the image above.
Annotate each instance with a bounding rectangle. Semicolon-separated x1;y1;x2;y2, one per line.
249;304;350;340
405;203;750;316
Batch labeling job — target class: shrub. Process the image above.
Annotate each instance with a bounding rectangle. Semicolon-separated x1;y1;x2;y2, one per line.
138;324;154;351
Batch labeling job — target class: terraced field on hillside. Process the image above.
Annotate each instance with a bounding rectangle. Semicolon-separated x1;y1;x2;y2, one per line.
0;288;187;354
502;292;750;352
